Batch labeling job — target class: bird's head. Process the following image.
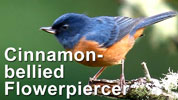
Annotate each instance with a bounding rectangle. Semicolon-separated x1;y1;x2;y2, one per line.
41;13;91;49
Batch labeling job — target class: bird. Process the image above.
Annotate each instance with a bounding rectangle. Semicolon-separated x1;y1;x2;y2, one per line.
41;11;177;89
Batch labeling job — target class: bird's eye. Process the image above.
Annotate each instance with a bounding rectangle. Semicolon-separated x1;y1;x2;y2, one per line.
61;24;69;30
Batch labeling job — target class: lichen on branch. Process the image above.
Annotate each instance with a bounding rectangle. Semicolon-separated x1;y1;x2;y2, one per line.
88;62;178;100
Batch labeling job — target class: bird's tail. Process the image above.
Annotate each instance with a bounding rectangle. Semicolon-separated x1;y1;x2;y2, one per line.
130;11;177;35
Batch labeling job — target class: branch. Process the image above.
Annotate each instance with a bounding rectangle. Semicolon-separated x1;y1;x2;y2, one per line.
88;62;178;100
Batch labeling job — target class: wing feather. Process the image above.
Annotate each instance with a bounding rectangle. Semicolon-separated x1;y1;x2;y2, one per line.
102;16;143;47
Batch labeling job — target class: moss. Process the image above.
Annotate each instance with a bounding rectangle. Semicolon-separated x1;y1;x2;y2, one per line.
128;87;168;100
128;86;149;100
150;94;168;100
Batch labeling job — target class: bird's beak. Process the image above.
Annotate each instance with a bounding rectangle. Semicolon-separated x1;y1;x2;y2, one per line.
40;27;56;34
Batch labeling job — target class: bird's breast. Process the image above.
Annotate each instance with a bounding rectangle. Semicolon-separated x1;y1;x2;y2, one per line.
70;34;135;67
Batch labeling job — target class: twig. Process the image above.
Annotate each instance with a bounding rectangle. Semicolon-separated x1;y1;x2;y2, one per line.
89;62;178;100
141;62;151;81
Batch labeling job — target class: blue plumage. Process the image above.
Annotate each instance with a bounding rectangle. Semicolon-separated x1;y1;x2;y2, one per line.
44;11;177;49
40;11;177;84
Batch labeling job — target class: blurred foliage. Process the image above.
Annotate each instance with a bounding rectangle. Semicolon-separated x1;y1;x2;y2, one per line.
0;0;177;100
118;0;178;53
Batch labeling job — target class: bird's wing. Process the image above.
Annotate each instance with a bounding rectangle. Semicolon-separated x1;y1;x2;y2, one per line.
102;16;144;47
88;11;177;48
103;11;177;48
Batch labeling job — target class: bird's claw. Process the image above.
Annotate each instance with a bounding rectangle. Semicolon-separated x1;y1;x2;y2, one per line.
119;73;126;95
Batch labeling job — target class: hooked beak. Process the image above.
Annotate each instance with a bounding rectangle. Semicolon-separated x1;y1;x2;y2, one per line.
40;27;56;34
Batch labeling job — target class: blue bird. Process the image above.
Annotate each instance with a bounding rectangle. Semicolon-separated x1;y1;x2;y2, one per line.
41;11;177;89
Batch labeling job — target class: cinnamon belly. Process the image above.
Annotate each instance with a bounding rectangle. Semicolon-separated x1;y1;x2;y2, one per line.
70;34;136;67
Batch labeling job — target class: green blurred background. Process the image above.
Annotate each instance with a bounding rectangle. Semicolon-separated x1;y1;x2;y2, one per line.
0;0;178;100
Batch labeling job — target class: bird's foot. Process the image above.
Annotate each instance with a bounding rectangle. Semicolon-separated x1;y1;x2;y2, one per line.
90;67;106;82
119;73;126;95
118;59;126;95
